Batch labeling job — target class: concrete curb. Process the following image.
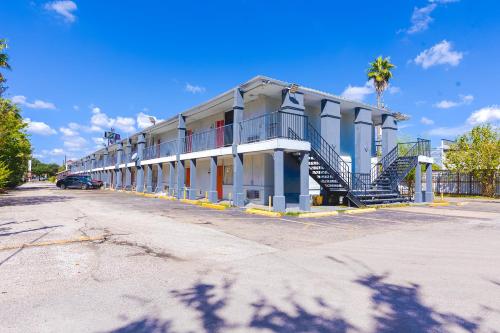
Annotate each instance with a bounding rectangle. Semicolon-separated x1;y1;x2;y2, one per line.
341;208;377;215
297;211;339;218
245;208;282;217
180;199;200;205
201;202;227;210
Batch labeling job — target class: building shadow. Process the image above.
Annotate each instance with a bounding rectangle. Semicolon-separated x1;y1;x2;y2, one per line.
0;195;72;207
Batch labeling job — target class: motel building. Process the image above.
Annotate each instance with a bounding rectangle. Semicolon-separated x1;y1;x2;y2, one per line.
69;76;434;212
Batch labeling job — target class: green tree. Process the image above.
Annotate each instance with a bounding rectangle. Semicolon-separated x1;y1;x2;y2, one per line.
0;161;11;190
367;56;395;108
445;124;500;197
0;39;11;96
0;98;32;187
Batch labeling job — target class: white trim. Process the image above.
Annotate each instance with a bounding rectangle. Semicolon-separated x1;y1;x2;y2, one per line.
237;139;310;154
418;156;434;164
180;146;232;160
141;155;177;165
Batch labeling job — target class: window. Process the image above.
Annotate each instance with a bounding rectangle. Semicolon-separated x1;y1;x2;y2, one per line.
223;165;233;185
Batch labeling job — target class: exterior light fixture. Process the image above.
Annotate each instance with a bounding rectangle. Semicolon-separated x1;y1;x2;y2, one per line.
148;116;156;125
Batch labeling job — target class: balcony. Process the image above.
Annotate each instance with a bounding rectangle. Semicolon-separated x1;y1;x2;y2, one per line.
181;123;233;154
240;111;307;144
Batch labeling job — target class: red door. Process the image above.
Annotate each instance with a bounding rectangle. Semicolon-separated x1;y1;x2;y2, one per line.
215;120;224;148
217;165;223;200
185;167;190;187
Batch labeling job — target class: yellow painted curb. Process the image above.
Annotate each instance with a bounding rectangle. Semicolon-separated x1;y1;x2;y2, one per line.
245;208;282;217
159;195;176;201
341;208;377;214
429;202;450;207
201;202;226;210
298;211;339;218
143;193;158;198
180;199;200;205
455;202;469;206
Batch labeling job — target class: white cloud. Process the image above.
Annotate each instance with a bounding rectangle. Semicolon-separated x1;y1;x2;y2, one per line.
63;136;88;152
426;104;499;138
185;83;206;94
11;95;56;109
414;40;463;69
44;1;77;23
137;112;163;130
90;107;136;133
420;117;435;125
388;86;401;94
434;94;474;109
73;105;79;110
341;81;374;102
59;126;78;137
49;148;65;156
427;125;469;137
467;105;500;125
407;4;437;34
429;0;460;3
25;118;57;135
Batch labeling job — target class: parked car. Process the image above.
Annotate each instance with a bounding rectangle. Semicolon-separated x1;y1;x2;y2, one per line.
56;175;102;190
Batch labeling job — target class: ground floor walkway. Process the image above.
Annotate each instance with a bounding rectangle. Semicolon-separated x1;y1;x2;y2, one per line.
1;182;499;332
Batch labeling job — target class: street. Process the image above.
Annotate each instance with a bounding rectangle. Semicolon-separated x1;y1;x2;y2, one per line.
1;182;499;333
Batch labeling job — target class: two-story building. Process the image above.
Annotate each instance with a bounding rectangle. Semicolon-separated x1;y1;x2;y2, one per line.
69;76;434;212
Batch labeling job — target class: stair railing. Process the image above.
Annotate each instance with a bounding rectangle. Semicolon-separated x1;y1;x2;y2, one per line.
305;123;351;187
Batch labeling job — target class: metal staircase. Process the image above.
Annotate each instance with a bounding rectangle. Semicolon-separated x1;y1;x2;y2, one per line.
290;122;431;207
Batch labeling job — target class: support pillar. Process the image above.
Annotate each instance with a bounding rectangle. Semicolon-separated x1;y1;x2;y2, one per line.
320;100;341;152
280;88;305;138
115;143;123;189
176;114;186;199
232;88;245;207
425;163;434;203
273;149;286;212
146;164;153;193
354;107;373;174
188;159;197;200
382;114;398;157
136;133;146;192
156;163;163;193
125;167;131;190
208;156;218;203
169;161;176;196
299;152;311;211
415;163;422;203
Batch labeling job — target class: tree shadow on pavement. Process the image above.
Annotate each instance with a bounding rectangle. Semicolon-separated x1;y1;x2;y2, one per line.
107;264;484;333
107;317;174;333
0;195;72;207
356;273;481;333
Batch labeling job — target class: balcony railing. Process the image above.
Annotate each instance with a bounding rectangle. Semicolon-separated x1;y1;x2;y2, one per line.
182;124;233;154
144;139;178;159
240;111;307;144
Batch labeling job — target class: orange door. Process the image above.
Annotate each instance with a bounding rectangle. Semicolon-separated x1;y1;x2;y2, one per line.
217;165;223;200
185;167;190;187
215;120;224;148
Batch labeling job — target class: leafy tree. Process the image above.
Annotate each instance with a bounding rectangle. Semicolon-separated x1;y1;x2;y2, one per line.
367;56;395;108
0;161;11;190
445;124;500;197
0;98;32;187
0;39;11;96
31;158;60;178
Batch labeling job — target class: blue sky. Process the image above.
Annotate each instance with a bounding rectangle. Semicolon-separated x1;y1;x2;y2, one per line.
1;0;499;163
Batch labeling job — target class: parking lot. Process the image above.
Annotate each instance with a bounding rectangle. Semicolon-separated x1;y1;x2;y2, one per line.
1;182;499;333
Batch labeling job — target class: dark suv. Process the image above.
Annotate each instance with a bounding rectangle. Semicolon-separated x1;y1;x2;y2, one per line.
56;175;101;190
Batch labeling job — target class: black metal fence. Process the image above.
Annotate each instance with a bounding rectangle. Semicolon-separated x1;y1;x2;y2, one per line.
432;171;500;196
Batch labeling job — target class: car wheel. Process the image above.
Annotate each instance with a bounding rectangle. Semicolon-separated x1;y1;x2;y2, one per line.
60;184;66;190
81;184;88;190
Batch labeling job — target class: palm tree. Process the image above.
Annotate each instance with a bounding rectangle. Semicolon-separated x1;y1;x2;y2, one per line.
0;39;11;96
367;56;395;108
